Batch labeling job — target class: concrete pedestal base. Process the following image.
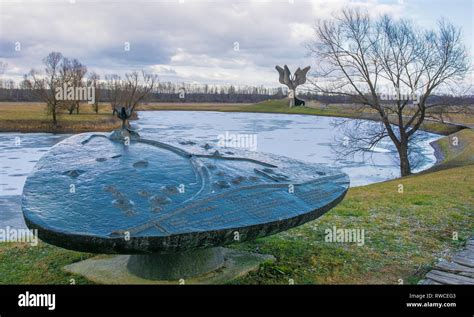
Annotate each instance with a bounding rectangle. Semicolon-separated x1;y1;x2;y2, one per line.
63;247;274;284
127;247;225;280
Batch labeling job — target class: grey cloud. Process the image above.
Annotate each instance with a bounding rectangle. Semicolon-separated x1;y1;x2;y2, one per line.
0;0;403;85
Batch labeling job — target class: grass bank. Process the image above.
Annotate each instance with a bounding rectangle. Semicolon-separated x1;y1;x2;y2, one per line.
0;102;121;133
0;100;467;135
427;128;474;172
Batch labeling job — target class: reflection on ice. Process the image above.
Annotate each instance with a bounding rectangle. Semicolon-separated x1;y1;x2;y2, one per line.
137;111;441;187
0;133;70;196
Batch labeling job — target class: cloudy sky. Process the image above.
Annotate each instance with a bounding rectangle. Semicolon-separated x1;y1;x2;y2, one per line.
0;0;473;87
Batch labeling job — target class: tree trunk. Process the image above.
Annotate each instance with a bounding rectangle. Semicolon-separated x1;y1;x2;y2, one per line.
398;141;411;177
52;105;57;127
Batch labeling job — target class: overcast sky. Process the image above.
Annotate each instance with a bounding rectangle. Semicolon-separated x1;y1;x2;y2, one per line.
0;0;473;87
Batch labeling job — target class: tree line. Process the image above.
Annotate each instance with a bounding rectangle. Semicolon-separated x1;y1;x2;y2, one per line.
0;57;290;105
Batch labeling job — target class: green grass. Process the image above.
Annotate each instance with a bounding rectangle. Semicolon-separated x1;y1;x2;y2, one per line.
228;130;474;284
0;242;94;284
230;163;474;284
430;129;474;170
0;101;472;284
139;100;363;118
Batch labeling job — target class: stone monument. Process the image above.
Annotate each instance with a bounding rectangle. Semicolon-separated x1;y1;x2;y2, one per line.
275;65;311;108
22;128;349;284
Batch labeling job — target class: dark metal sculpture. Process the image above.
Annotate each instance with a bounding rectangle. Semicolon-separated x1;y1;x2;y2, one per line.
115;106;133;130
109;105;141;141
275;65;311;108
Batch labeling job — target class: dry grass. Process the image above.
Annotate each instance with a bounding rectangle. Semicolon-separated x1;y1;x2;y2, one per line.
1;100;471;135
0;102;120;133
428;129;474;171
137;102;252;111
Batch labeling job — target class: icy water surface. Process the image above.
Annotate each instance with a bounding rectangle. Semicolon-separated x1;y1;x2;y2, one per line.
0;133;70;196
137;111;441;187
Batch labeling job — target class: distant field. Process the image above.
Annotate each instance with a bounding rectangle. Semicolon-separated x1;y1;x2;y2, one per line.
137;102;253;111
0;102;253;133
0;102;120;133
0;100;471;135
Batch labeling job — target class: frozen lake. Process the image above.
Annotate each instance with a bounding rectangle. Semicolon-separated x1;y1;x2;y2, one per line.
0;111;441;228
0;133;70;196
137;111;441;187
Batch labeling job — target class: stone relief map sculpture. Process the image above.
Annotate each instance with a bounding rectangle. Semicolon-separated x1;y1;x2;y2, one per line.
21;129;349;283
275;65;311;108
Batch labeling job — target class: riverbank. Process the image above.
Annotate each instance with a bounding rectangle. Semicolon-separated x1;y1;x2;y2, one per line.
137;100;468;135
426;128;474;172
0;102;472;284
0;102;121;133
0;100;469;135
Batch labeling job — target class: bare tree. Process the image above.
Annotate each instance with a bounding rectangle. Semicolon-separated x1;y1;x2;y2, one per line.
29;52;64;126
309;9;470;176
19;74;32;89
70;59;87;114
54;57;88;115
58;57;74;114
106;71;157;130
105;74;124;116
88;72;101;114
423;85;474;125
0;61;7;89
